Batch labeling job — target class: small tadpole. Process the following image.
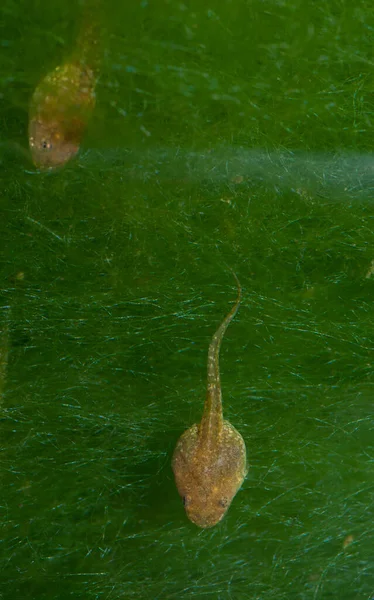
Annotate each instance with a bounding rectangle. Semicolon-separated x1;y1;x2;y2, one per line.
172;272;247;528
28;1;101;169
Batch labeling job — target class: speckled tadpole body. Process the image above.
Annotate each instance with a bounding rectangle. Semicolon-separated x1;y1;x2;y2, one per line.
172;276;247;528
28;19;98;170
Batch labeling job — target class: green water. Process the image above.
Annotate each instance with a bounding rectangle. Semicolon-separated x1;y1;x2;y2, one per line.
1;0;374;598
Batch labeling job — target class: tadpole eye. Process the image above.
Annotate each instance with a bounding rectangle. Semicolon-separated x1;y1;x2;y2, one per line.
42;140;51;150
182;496;189;507
218;497;229;508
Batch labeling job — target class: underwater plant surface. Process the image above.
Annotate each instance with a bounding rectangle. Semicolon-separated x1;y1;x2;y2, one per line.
1;0;374;598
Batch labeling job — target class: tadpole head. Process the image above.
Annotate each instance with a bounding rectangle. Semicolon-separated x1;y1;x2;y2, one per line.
173;439;246;528
181;487;233;529
28;117;79;170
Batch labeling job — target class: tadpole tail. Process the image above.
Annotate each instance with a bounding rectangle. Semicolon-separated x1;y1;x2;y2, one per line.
75;0;103;76
207;271;241;389
200;272;241;440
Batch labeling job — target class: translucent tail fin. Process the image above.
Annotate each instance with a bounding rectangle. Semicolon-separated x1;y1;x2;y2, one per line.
75;0;102;75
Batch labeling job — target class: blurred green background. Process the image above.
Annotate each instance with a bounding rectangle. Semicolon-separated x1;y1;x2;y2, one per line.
1;0;374;598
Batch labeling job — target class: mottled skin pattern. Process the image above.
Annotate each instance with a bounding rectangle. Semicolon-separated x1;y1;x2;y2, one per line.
172;277;247;528
28;23;97;170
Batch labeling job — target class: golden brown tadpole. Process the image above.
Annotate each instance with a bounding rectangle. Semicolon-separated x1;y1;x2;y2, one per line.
28;16;99;170
172;274;247;528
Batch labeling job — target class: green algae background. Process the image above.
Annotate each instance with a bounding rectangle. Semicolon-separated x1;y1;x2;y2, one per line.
1;0;374;598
